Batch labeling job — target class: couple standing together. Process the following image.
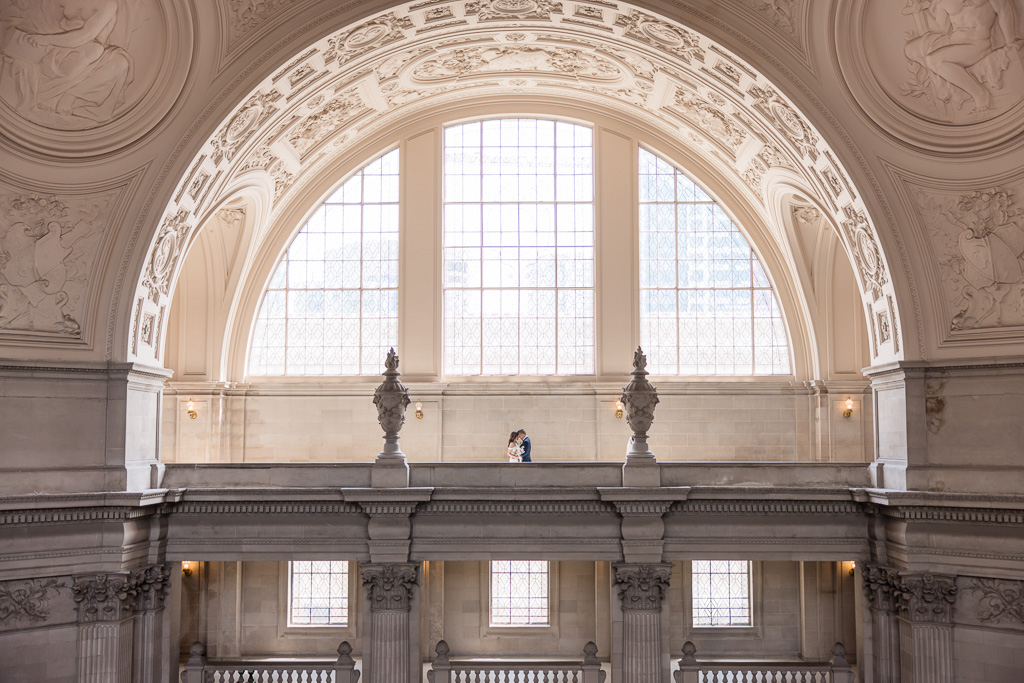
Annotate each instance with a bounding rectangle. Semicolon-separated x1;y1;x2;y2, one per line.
506;429;532;463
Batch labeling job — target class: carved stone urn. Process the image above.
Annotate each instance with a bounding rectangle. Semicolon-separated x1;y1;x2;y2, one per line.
620;346;659;458
373;348;411;458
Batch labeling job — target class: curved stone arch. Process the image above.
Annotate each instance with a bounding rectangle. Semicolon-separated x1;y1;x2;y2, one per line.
164;179;274;382
125;0;905;369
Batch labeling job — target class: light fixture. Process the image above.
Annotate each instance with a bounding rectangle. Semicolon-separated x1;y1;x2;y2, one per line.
849;561;856;577
186;398;197;420
415;401;423;420
182;561;194;577
843;398;853;419
615;400;624;419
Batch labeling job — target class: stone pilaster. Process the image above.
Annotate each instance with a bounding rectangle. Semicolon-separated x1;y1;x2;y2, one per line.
73;573;137;683
131;564;171;683
895;573;957;683
614;563;671;683
863;563;901;683
362;562;419;683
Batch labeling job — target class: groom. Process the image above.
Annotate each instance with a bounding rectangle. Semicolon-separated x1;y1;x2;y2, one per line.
516;429;532;463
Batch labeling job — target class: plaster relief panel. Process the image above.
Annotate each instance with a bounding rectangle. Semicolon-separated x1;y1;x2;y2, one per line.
957;576;1024;631
839;0;1024;152
0;0;192;156
916;183;1024;331
0;189;119;338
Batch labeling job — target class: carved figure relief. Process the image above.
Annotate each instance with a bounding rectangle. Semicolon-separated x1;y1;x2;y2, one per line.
739;0;798;36
901;0;1023;117
0;192;114;336
918;186;1024;330
841;205;888;303
0;0;166;130
229;0;298;42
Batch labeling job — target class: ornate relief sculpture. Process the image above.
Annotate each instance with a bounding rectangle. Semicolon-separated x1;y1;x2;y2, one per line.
0;578;65;626
0;0;143;128
963;577;1024;624
863;563;901;613
0;192;113;336
142;209;191;304
901;0;1023;116
841;205;889;303
895;573;958;623
919;186;1024;330
72;573;136;623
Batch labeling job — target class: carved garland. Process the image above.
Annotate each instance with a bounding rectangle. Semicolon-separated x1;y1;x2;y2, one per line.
0;578;65;626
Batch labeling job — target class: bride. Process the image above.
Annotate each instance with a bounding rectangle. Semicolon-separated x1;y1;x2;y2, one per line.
506;431;524;463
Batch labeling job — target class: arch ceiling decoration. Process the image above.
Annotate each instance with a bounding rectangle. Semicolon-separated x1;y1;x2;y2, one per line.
128;0;902;366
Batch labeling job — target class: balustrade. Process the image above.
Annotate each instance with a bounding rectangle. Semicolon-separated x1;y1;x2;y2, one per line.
179;642;360;683
673;642;853;683
426;641;606;683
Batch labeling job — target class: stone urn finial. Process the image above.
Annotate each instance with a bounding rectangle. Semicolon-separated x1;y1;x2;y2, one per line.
373;348;411;457
620;346;659;457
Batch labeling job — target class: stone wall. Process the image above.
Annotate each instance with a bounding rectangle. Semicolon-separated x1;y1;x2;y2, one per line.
162;382;872;465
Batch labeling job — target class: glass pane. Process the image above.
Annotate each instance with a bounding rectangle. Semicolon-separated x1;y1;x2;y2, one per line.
288;561;349;626
638;148;791;376
249;150;399;375
490;560;549;626
443;119;595;375
691;560;752;627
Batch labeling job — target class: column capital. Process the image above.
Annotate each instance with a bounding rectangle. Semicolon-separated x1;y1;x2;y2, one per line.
131;564;172;612
862;562;901;614
362;562;419;611
613;562;672;611
896;572;958;624
72;573;136;623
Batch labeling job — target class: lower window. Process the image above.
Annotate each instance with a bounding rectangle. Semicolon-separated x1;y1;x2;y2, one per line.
489;560;550;626
288;560;350;627
691;560;752;627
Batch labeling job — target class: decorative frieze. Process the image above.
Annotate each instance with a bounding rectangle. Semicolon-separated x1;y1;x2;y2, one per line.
362;562;419;611
0;578;66;627
614;563;671;611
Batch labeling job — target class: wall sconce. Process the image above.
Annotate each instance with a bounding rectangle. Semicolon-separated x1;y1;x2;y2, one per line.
849;561;856;577
186;398;198;420
843;398;853;419
182;561;194;577
415;401;423;420
615;400;624;419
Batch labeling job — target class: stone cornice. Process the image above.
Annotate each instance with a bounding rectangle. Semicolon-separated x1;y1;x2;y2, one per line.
670;500;861;515
418;501;613;515
173;501;364;515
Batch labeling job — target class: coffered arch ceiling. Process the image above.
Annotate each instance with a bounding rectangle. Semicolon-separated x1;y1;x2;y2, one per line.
126;0;904;369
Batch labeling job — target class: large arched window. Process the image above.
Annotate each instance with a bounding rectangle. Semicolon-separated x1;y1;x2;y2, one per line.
639;148;790;375
249;150;399;375
442;119;595;375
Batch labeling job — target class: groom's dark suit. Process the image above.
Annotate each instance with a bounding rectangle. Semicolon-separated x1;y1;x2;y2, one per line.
520;436;532;462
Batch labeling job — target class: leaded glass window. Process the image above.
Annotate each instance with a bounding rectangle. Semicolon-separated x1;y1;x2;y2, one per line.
249;149;399;375
288;561;349;627
691;560;751;627
443;119;595;375
490;560;549;626
639;148;791;375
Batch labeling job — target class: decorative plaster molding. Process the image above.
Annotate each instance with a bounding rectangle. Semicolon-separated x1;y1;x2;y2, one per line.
174;502;364;515
896;573;957;624
127;0;903;367
131;564;172;612
361;562;418;611
0;578;66;627
419;501;612;514
670;501;861;515
613;562;672;611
